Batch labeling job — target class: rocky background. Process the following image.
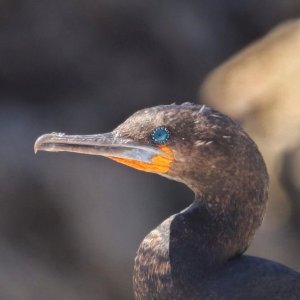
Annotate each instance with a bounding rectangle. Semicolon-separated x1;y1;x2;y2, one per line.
1;1;300;299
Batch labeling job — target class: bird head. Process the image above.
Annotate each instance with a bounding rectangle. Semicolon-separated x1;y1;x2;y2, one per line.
35;103;268;211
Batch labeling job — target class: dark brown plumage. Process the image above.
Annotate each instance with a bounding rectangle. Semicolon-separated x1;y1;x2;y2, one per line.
35;103;300;300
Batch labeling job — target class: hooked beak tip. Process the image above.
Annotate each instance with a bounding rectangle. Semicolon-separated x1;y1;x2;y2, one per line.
34;132;66;154
34;135;44;154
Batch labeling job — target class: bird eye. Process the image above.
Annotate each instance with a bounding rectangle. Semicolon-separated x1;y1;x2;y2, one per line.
150;127;171;145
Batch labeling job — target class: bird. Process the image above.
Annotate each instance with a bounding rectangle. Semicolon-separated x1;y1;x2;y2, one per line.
34;103;300;300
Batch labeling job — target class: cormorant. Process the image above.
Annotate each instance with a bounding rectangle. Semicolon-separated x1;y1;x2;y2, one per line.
34;103;300;300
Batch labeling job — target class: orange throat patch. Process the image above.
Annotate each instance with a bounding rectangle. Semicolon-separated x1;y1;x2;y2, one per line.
110;145;174;173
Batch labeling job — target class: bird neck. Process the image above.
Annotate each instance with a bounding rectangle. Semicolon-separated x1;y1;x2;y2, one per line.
170;197;247;281
133;193;254;299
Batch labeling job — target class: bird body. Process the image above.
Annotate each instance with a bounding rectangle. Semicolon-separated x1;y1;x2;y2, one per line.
35;103;300;299
134;208;300;300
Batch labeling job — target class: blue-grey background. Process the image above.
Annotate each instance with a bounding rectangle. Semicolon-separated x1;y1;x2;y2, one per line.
1;1;300;299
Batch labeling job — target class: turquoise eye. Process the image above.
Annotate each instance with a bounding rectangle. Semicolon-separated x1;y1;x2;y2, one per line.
150;127;171;145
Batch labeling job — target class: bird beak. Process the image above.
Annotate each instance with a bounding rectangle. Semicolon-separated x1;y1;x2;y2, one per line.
34;132;174;173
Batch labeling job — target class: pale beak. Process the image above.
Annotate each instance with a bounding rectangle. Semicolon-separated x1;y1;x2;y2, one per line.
34;132;174;173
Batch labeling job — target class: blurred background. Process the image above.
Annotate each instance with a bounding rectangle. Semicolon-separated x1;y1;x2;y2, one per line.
1;1;300;299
